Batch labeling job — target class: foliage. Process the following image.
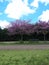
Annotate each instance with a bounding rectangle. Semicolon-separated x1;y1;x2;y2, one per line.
0;41;49;45
0;20;49;41
8;20;34;35
7;20;49;41
0;50;49;65
34;20;49;40
7;20;34;40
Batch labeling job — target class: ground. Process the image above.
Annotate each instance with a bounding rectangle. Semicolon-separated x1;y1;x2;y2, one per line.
0;45;49;50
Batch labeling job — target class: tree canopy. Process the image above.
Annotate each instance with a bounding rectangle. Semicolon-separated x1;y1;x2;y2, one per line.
0;20;49;41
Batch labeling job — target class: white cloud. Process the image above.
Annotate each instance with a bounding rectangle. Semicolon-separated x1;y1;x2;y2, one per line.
38;10;49;22
5;0;12;2
5;0;36;19
40;0;49;6
23;0;28;5
31;0;49;8
0;20;10;29
31;0;39;8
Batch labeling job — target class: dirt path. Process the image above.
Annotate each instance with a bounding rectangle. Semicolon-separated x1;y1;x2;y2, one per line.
0;45;49;50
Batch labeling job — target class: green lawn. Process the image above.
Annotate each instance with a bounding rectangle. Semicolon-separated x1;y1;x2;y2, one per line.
0;41;49;45
0;50;49;65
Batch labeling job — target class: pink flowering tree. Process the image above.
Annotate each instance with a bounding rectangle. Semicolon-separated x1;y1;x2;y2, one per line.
7;20;34;41
34;20;49;40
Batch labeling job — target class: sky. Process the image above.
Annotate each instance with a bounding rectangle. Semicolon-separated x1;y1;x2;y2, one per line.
0;0;49;29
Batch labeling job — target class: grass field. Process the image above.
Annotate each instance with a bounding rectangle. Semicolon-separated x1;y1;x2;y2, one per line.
0;41;49;45
0;50;49;65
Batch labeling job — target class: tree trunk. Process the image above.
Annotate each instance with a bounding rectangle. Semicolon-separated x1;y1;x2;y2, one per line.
21;34;23;41
44;34;45;41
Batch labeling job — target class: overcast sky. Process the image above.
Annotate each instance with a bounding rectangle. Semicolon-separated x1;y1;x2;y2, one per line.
0;0;49;28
